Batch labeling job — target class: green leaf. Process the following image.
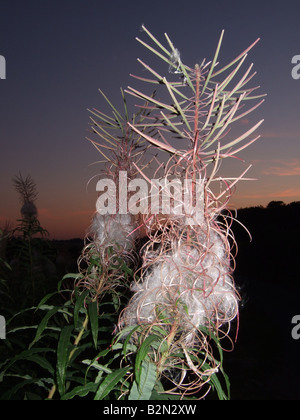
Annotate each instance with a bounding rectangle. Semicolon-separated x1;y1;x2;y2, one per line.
220;367;231;400
1;259;11;271
0;347;55;375
122;325;141;360
56;325;74;396
74;289;89;329
135;335;160;385
88;300;98;349
208;370;229;401
8;325;38;335
82;359;112;374
23;354;54;375
61;382;98;400
94;367;129;400
30;306;60;347
58;273;82;291
0;377;50;400
129;361;157;400
197;324;224;365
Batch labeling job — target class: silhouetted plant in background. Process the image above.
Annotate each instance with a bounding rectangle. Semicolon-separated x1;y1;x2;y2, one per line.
3;173;57;309
13;173;38;221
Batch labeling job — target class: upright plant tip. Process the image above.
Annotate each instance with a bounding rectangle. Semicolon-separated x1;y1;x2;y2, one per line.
13;173;39;220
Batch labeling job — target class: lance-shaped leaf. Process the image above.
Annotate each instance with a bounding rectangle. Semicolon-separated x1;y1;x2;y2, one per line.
94;367;129;400
129;361;157;400
56;325;74;396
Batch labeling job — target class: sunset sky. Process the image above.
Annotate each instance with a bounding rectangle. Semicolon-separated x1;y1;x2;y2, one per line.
1;0;300;239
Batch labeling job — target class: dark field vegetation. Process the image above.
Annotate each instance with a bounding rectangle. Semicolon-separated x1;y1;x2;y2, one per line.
1;201;299;400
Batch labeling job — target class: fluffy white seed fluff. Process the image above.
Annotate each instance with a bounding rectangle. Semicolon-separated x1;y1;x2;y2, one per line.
120;228;239;343
90;213;138;252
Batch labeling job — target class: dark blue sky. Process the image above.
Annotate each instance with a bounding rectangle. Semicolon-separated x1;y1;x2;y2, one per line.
1;0;300;238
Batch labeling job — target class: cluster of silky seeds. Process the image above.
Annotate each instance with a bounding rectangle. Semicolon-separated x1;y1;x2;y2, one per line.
118;178;239;346
89;213;139;253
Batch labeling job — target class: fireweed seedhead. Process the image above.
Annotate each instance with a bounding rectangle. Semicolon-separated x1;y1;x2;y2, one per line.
76;89;156;300
81;27;265;398
13;173;38;220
